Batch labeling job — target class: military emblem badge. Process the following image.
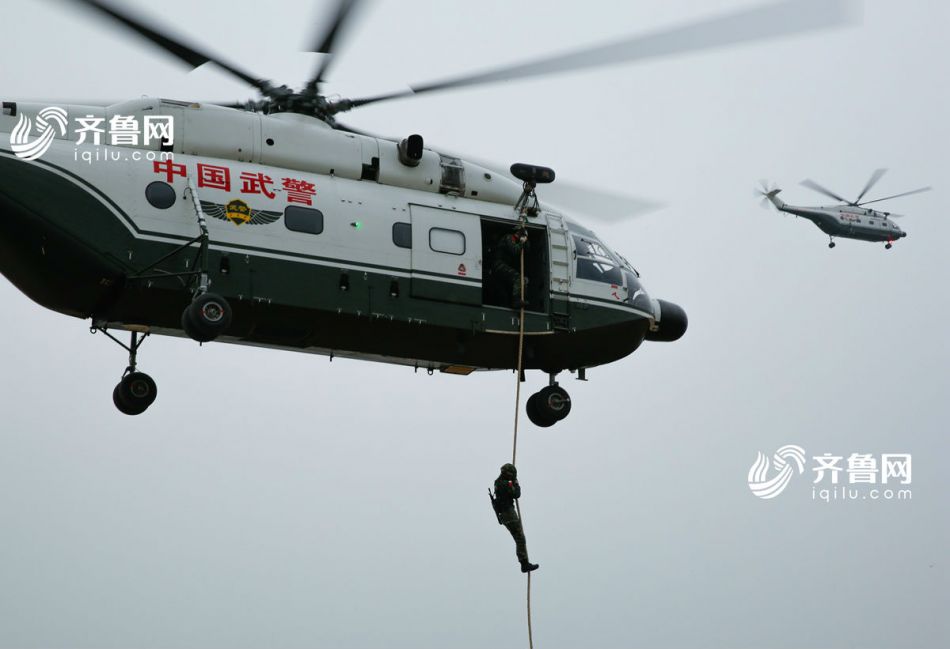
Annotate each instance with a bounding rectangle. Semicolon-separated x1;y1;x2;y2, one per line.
200;199;282;226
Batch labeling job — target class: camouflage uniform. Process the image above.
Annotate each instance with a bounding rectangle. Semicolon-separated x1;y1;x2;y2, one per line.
493;463;537;571
491;229;529;308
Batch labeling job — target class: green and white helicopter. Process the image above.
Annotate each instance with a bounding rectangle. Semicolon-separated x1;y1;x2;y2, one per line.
758;170;931;249
0;0;852;424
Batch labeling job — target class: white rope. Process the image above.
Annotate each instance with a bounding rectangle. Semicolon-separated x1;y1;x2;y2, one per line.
511;239;533;649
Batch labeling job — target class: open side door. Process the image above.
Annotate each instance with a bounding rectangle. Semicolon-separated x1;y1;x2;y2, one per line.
480;217;550;314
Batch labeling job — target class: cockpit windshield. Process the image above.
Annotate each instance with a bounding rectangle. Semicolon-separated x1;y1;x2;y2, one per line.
570;226;652;313
573;233;624;285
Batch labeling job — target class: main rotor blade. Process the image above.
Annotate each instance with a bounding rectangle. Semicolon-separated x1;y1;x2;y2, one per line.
335;0;858;112
311;0;362;54
858;187;932;205
854;168;887;204
444;150;661;222
65;0;271;94
542;181;662;223
306;0;366;91
800;178;850;204
333;121;383;137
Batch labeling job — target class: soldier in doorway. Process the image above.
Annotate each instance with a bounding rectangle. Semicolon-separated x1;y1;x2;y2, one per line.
491;226;529;309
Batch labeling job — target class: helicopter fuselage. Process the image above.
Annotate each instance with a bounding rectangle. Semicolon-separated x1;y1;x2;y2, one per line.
767;191;905;244
782;205;904;242
0;98;685;375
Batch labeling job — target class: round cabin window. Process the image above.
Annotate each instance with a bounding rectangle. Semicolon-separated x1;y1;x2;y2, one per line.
145;181;176;209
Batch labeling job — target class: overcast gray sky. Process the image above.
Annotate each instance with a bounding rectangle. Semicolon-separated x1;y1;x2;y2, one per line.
1;1;947;648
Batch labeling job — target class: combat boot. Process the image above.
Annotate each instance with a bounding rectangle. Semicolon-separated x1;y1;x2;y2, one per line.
520;561;539;573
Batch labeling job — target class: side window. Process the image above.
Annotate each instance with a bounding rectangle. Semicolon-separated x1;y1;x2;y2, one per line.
393;222;412;248
285;206;324;235
429;227;465;255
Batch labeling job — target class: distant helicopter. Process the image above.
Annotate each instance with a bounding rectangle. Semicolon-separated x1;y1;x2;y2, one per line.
0;0;855;423
758;170;931;249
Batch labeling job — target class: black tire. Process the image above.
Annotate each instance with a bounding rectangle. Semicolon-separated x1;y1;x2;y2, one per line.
526;392;557;428
113;383;138;415
828;242;836;249
885;243;892;250
113;372;157;415
182;292;232;342
538;384;572;421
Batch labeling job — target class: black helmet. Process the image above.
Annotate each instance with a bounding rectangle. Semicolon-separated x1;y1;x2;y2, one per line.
500;463;517;478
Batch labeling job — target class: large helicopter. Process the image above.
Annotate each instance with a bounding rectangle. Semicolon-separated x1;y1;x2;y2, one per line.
758;169;931;249
0;0;855;423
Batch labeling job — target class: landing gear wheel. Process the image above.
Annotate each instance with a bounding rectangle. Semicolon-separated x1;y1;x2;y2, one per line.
828;241;836;249
538;384;572;421
526;384;572;427
113;371;157;415
113;384;136;415
885;243;893;250
182;292;232;342
526;393;557;428
92;327;156;415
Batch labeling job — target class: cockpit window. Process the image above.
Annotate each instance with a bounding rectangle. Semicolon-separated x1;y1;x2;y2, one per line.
575;237;617;264
624;270;652;312
617;253;637;275
573;234;624;285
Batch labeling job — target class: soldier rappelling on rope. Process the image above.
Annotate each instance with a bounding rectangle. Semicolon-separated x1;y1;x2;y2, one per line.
491;225;530;310
490;463;539;573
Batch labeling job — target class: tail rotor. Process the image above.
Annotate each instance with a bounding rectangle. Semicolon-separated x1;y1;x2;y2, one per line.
756;179;782;209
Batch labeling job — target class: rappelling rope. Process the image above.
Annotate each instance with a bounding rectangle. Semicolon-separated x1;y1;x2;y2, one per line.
511;230;534;649
512;241;526;465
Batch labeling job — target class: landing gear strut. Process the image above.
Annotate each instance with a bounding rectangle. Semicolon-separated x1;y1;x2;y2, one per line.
128;178;233;344
181;179;232;343
92;327;158;415
526;376;572;427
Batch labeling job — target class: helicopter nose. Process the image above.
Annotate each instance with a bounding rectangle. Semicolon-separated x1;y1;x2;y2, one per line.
901;231;907;238
645;299;687;342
